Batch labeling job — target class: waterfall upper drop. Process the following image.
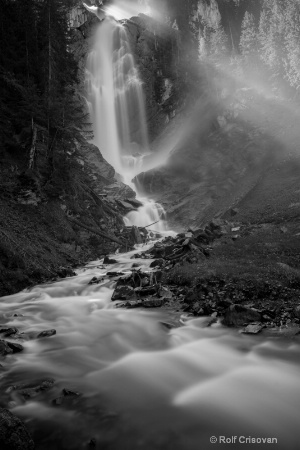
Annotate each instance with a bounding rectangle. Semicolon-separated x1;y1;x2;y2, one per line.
85;16;167;232
86;18;149;178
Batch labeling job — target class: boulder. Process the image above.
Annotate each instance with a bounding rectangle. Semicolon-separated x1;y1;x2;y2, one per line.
150;259;164;268
36;330;56;339
8;378;55;401
222;304;262;327
0;340;23;356
111;285;135;301
103;256;118;264
0;408;34;450
0;328;19;337
0;340;13;357
242;323;264;334
6;342;24;353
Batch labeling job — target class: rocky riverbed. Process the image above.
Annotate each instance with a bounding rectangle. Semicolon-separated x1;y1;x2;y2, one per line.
1;223;300;449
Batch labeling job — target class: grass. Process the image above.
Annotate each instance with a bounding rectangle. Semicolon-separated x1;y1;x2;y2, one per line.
164;223;300;289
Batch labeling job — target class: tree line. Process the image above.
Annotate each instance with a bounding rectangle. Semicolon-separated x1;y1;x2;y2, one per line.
199;0;300;95
0;0;89;197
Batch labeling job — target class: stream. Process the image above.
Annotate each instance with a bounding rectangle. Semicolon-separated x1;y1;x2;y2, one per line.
0;243;300;449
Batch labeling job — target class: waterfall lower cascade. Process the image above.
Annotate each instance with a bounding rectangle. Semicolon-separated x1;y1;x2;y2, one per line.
85;18;166;230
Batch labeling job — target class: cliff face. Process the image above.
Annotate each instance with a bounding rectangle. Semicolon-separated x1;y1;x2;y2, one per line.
125;0;296;230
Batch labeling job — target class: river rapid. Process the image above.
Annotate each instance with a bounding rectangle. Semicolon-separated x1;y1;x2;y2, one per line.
0;243;300;450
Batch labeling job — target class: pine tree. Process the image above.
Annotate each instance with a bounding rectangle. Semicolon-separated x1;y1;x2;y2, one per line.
258;0;285;81
283;0;300;91
239;11;259;66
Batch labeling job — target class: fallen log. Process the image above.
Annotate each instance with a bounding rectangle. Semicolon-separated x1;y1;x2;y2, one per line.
68;218;124;246
145;220;159;228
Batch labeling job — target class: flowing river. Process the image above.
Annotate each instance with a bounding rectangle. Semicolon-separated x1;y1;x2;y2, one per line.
0;245;300;449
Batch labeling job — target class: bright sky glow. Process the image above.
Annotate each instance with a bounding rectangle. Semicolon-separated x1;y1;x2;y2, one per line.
104;0;149;20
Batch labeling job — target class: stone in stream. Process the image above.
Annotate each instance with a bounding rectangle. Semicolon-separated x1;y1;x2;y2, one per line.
111;285;135;301
6;342;24;353
106;272;125;277
222;304;262;327
7;379;55;401
36;329;56;339
0;340;13;357
242;323;264;334
0;328;19;337
0;408;34;450
88;276;105;285
103;256;118;264
0;340;24;356
52;388;81;406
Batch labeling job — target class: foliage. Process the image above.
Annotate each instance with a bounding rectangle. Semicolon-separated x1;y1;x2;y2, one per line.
0;0;88;195
204;0;300;96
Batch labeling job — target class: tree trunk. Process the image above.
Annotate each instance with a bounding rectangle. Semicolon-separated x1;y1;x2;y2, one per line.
28;121;37;169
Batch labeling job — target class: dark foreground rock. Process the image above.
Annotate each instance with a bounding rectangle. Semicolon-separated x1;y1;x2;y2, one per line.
222;305;262;327
0;340;24;357
0;408;34;450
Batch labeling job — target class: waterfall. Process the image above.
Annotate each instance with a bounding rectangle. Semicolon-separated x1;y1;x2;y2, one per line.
86;17;166;231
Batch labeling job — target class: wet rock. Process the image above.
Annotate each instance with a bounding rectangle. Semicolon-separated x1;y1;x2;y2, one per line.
222;304;262;327
242;323;264;334
36;329;56;339
8;378;55;402
0;340;24;356
134;286;158;296
160;321;174;330
0;408;35;450
0;328;19;337
6;342;24;353
88;276;104;285
119;300;143;308
111;285;135;301
103;256;118;264
150;259;164;268
106;272;125;277
0;340;13;357
124;198;143;209
143;298;166;308
52;388;81;406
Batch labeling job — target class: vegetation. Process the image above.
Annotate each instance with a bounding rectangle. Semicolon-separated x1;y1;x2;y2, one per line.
0;0;89;193
200;0;300;95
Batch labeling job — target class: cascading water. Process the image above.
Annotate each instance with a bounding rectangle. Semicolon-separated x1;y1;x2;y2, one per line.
86;17;167;231
1;250;300;449
86;18;149;174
